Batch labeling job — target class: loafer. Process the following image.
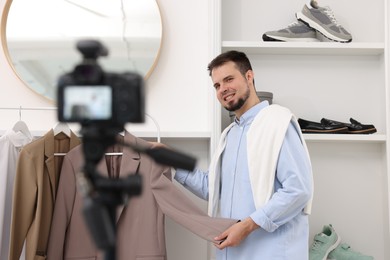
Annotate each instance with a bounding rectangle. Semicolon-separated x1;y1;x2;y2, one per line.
321;118;377;134
298;118;349;134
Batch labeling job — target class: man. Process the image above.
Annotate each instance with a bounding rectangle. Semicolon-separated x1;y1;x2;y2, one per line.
174;50;313;259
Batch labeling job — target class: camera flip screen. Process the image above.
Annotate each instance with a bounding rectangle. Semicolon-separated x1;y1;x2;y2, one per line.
62;85;112;122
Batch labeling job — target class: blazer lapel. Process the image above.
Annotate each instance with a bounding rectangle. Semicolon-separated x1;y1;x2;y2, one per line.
116;132;140;223
69;131;82;150
44;130;57;201
45;130;81;202
93;132;140;223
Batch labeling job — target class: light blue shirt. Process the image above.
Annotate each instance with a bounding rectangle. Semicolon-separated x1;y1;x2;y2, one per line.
175;101;312;260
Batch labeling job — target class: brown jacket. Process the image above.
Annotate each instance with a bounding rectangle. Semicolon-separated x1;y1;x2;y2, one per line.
9;130;81;260
47;132;236;260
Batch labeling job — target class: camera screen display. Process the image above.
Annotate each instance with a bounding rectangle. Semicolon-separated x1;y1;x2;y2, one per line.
62;85;112;121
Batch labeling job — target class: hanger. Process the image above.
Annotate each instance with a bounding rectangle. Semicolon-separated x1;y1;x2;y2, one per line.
105;152;123;156
105;113;161;157
12;106;33;139
53;122;74;156
52;122;71;137
105;131;124;156
54;113;161;157
52;122;71;156
13;120;33;139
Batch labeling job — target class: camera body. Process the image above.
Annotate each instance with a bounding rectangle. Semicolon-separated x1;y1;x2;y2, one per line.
57;40;145;127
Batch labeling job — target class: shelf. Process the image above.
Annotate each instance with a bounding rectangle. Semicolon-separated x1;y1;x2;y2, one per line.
222;41;385;56
135;131;211;139
0;130;211;140
303;133;386;143
3;130;383;142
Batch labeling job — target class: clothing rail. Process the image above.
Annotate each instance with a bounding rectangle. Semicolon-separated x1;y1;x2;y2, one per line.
0;106;57;110
0;106;161;143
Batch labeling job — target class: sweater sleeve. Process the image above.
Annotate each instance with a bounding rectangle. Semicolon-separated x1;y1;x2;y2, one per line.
250;123;312;232
152;163;237;242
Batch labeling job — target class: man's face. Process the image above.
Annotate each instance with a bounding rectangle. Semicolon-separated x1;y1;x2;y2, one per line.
211;61;251;112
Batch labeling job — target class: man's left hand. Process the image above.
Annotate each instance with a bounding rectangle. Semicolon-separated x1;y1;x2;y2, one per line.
213;217;259;249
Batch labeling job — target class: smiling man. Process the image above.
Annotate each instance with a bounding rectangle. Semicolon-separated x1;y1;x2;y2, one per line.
174;50;314;260
212;55;257;118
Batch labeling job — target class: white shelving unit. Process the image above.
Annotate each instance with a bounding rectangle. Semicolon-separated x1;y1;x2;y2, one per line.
222;41;385;56
211;0;390;259
303;133;386;143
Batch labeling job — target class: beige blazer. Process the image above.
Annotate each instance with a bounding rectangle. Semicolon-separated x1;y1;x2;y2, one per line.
9;130;81;260
47;132;236;260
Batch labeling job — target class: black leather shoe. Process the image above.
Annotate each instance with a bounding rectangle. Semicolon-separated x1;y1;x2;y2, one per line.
298;118;349;134
321;118;377;134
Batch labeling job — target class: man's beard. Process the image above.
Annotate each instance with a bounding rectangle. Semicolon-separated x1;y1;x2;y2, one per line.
224;87;250;112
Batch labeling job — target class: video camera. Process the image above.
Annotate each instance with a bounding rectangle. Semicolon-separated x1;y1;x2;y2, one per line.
57;39;144;127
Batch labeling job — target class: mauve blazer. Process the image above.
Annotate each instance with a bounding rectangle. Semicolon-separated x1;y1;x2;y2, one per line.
47;132;236;260
9;130;81;260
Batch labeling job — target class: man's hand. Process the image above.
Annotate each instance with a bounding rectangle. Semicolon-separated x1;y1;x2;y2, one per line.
149;141;167;149
213;217;259;249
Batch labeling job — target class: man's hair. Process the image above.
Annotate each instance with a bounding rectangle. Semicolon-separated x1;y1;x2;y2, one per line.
207;50;253;77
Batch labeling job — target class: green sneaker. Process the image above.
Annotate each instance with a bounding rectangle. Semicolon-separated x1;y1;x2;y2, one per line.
328;243;374;260
309;224;341;260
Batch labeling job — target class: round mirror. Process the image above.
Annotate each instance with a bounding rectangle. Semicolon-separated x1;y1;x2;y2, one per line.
1;0;162;101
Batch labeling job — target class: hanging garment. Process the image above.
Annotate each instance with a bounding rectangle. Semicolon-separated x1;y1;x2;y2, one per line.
8;130;81;260
0;129;33;260
47;131;237;260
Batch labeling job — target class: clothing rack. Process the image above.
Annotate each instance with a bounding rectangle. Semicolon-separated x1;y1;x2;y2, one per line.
0;105;162;143
0;106;57;120
0;106;57;110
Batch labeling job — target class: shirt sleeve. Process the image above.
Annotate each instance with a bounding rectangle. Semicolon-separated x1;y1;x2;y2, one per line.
9;149;37;260
250;122;313;232
174;168;209;200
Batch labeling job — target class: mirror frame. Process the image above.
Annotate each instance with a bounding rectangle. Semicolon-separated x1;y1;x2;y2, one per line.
0;0;163;102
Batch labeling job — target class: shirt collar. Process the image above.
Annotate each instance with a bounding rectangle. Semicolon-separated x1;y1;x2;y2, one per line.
4;129;33;148
234;100;269;126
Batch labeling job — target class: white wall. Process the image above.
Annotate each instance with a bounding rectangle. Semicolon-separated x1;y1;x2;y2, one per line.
0;0;214;135
0;0;216;259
